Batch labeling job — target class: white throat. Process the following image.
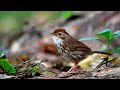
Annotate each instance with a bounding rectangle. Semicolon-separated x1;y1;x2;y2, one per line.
52;36;63;45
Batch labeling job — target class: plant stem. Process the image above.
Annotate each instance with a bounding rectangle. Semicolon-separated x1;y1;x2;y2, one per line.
107;40;110;53
105;40;111;66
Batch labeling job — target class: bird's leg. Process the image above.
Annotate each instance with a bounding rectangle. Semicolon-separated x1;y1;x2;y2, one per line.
65;64;87;75
57;65;86;77
65;64;80;75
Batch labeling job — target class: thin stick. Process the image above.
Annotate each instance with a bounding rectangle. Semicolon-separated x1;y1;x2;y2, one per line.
93;59;106;71
93;57;117;71
93;57;109;71
101;58;117;66
17;57;37;66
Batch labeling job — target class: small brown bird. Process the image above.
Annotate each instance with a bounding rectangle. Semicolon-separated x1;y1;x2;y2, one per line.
51;28;111;75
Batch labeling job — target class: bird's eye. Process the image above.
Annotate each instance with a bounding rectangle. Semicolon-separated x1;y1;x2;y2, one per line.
58;33;62;36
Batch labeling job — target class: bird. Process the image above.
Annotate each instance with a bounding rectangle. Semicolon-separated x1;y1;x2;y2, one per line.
51;28;111;75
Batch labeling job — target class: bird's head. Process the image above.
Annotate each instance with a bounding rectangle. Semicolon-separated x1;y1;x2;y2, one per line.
51;28;70;45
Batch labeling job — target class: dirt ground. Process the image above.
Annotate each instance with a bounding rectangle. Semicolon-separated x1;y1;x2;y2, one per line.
0;11;120;79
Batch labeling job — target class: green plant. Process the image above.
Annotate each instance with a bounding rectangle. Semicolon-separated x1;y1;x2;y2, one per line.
0;11;33;32
52;11;81;20
24;64;41;77
31;65;39;76
80;29;120;54
80;29;120;68
0;52;16;74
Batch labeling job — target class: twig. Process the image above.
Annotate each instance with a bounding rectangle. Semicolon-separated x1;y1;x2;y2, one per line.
17;57;37;67
101;58;117;66
93;57;117;71
93;58;107;71
43;70;58;76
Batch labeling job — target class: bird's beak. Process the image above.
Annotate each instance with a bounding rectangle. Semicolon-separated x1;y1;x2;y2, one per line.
51;32;54;35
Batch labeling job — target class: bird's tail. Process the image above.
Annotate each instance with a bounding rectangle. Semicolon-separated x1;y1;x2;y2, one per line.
92;51;112;55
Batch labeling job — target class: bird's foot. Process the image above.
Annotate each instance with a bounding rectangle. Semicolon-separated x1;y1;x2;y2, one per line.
57;66;86;78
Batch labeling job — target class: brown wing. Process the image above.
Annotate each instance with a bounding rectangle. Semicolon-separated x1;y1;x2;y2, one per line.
74;40;91;52
65;37;92;52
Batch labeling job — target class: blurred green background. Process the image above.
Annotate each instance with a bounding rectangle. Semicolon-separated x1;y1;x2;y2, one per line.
0;11;33;32
0;11;81;33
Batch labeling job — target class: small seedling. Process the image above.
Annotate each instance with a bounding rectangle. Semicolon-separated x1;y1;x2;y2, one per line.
80;28;120;54
79;28;120;68
31;65;40;76
0;51;16;74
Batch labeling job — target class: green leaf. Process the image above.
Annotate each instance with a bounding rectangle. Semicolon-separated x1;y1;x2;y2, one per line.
0;52;4;57
114;30;120;36
96;29;112;39
108;30;120;41
32;66;39;70
0;52;16;75
97;49;106;52
32;71;36;76
31;65;39;76
109;34;118;41
0;52;7;59
79;37;106;44
112;47;120;54
0;52;16;74
0;59;16;74
60;11;74;20
0;58;16;74
79;37;99;41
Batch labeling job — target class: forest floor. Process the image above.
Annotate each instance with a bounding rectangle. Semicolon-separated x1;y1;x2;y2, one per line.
0;11;120;79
